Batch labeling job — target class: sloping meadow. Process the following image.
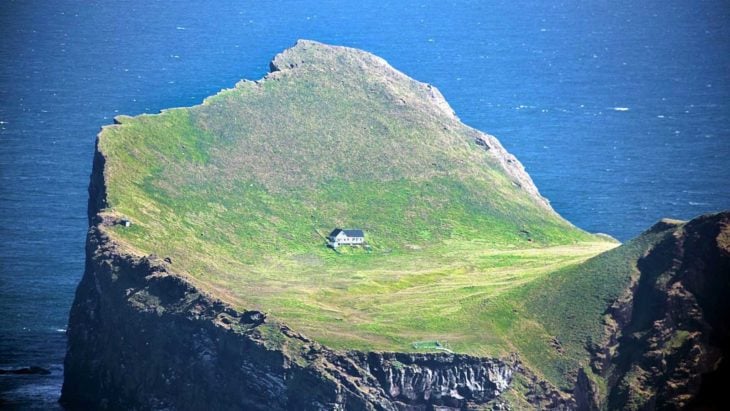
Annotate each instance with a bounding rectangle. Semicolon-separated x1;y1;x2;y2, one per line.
97;41;615;375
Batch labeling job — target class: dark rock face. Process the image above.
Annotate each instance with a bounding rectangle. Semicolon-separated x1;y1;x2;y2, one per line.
62;227;286;410
365;353;512;408
579;212;730;410
573;369;600;411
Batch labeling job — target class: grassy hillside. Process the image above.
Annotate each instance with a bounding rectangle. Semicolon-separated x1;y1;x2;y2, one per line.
503;221;681;390
98;40;617;359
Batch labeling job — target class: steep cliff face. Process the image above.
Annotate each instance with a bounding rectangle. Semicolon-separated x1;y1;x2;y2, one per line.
365;353;511;407
578;212;730;410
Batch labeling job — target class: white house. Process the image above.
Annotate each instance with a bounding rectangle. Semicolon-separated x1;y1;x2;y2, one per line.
327;228;365;247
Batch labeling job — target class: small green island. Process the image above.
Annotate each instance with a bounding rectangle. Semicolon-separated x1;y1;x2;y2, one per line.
64;40;729;410
100;39;616;375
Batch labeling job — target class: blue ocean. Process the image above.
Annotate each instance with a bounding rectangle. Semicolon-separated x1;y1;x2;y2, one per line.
1;1;728;408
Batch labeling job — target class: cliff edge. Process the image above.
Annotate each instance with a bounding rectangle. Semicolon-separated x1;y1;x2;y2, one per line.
579;212;730;410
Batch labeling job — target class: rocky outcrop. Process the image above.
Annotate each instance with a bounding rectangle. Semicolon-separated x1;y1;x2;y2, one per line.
578;212;730;410
472;132;554;213
365;353;511;408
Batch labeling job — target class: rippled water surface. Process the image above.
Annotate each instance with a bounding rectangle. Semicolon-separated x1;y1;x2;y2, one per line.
1;1;728;407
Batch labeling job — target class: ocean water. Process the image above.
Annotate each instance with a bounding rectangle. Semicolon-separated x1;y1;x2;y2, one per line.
0;0;728;408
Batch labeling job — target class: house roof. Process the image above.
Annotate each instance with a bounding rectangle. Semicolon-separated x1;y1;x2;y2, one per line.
328;228;364;238
343;229;364;238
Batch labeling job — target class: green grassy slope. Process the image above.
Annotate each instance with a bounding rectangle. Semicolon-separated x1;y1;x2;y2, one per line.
504;221;682;389
97;40;616;357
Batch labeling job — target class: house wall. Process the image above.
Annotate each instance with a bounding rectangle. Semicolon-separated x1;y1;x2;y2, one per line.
334;234;364;245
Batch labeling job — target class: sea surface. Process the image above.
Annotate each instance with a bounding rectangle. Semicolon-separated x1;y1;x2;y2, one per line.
1;1;728;408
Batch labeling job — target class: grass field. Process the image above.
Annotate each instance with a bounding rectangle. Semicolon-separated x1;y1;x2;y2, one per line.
97;41;629;389
112;210;617;387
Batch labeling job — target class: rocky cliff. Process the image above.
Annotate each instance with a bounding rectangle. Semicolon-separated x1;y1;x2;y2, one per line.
577;212;730;410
